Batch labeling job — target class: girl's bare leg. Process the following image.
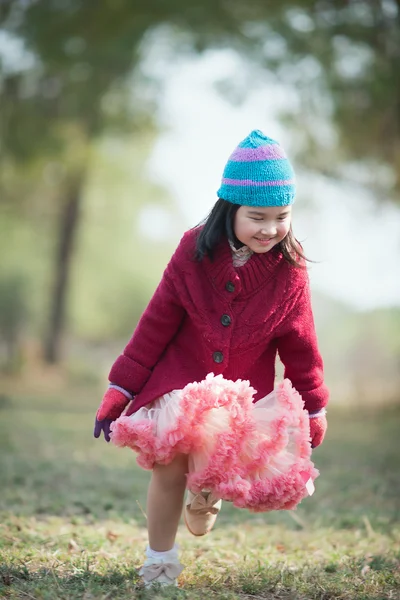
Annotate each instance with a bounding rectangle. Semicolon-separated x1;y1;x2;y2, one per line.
146;453;188;551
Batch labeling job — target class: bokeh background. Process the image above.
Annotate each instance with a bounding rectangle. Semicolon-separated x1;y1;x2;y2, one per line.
1;1;399;402
1;3;400;598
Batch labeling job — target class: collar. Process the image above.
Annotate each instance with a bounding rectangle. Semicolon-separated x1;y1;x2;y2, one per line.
228;239;254;263
205;236;283;299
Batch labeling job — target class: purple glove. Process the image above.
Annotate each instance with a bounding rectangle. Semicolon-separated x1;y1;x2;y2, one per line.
93;418;113;442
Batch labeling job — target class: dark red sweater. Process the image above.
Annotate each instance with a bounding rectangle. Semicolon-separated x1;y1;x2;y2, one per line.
109;228;329;416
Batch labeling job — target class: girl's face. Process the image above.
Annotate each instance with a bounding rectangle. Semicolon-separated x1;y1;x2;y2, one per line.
233;205;292;253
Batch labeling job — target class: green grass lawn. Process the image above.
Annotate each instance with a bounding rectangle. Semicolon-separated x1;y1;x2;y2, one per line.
0;383;399;599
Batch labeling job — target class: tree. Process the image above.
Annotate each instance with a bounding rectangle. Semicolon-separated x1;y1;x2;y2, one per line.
262;0;400;199
1;0;399;362
0;0;163;362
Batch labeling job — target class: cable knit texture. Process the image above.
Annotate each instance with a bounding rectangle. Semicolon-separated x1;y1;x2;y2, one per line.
109;227;328;416
217;130;296;206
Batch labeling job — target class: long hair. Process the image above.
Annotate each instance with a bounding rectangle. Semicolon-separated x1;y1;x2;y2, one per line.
195;199;309;268
278;225;309;268
194;199;240;261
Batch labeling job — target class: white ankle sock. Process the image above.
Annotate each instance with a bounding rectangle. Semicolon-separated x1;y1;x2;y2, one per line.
146;544;179;562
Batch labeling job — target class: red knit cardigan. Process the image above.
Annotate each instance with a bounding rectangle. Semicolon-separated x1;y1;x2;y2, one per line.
109;228;329;416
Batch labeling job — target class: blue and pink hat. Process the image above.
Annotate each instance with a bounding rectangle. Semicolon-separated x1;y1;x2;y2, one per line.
217;130;296;207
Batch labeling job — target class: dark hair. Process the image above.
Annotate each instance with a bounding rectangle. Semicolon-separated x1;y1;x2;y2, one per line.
278;225;309;268
195;198;309;268
194;199;240;261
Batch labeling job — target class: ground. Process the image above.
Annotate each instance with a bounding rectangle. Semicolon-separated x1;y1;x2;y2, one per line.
0;381;399;599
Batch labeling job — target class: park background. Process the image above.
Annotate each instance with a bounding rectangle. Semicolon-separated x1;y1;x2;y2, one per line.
0;1;399;598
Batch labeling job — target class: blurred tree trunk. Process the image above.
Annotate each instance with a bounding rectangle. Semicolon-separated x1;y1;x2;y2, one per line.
44;171;84;363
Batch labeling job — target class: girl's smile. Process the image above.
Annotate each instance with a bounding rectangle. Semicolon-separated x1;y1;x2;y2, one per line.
254;237;274;246
234;205;292;253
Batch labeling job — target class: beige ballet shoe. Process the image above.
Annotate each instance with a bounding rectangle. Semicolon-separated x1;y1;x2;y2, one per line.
183;490;222;536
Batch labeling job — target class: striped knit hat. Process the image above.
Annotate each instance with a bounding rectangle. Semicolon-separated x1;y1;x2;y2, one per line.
217;130;296;206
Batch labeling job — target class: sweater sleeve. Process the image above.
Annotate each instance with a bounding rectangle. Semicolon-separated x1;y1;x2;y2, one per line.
276;278;329;413
108;267;185;395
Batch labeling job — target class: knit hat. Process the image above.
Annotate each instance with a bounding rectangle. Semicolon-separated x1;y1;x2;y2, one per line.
217;130;296;207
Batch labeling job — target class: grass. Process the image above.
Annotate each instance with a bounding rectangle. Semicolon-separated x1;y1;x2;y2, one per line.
0;381;399;599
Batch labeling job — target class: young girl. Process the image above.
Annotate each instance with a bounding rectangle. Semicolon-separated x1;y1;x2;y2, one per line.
94;130;329;588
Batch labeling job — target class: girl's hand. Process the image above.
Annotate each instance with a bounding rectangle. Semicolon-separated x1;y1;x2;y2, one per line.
93;388;130;442
309;414;327;448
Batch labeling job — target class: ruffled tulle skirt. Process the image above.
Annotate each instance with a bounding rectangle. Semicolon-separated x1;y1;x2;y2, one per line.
110;374;318;512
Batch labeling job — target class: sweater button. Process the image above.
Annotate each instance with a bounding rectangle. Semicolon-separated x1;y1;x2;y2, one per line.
225;281;235;293
213;351;224;363
220;314;231;327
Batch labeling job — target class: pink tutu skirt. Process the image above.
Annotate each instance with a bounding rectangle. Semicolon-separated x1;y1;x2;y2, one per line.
110;374;318;512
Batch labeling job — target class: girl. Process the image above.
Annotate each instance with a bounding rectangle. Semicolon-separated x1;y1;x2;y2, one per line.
94;130;329;588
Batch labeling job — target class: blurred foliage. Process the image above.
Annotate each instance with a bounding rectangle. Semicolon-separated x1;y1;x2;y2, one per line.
260;0;400;200
0;272;28;372
312;291;400;403
0;132;182;349
68;135;184;341
0;0;399;370
1;0;399;198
